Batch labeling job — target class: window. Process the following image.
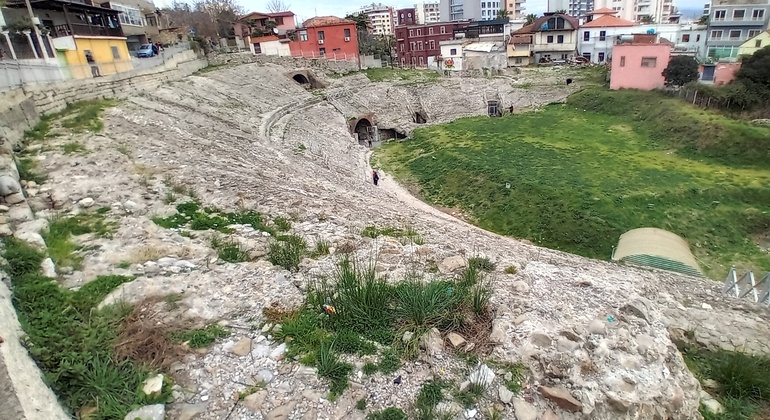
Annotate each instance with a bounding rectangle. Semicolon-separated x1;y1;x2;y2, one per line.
546;17;566;29
620;56;625;67
410;42;415;50
710;30;723;39
111;46;120;59
733;9;745;19
583;31;589;41
344;28;351;38
418;41;423;50
318;31;325;41
681;34;690;42
582;52;591;60
450;48;457;55
401;58;406;65
417;29;422;35
253;43;261;54
400;43;405;51
598;52;605;61
482;1;486;6
729;30;741;39
561;53;568;60
547;35;554;43
599;30;606;41
557;35;564;43
752;9;765;19
748;29;761;38
713;9;725;20
429;40;435;49
299;30;308;41
757;40;763;48
429;27;434;34
275;17;284;25
440;26;446;34
419;56;424;65
696;34;701;42
319;47;326;56
515;57;522;63
145;15;157;26
640;57;657;67
409;29;414;36
113;4;143;26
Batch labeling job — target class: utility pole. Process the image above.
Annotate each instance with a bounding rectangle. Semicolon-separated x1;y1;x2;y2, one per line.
24;0;50;59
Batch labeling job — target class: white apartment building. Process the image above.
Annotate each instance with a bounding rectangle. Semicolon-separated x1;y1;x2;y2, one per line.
416;1;442;23
439;0;505;21
591;0;676;22
351;3;395;35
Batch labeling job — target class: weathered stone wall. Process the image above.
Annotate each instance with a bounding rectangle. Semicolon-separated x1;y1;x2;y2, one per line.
207;52;360;73
0;49;207;420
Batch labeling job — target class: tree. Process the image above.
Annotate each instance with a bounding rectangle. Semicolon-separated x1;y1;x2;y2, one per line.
525;13;538;25
496;9;508;19
266;0;290;12
697;15;708;25
345;13;370;32
662;55;699;87
736;45;770;89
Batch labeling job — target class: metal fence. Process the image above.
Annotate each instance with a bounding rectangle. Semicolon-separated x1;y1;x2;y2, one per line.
290;51;358;62
723;267;770;306
0;42;191;91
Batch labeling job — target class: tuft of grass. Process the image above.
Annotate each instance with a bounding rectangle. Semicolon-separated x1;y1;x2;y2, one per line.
164;191;177;205
238;382;265;399
377;347;401;374
267;234;307;271
504;265;518;275
316;341;354;398
367;407;408;420
210;235;250;263
311;239;331;258
455;383;485;408
24;115;53;141
152;201;274;235
62;142;87;154
3;238;154;419
116;144;131;157
16;157;47;184
117;261;131;269
59;100;116;133
167;324;228;348
375;89;770;278
356;398;367;410
684;346;770;418
361;225;424;245
42;213;115;270
468;256;495;272
415;379;448;420
362;362;379;375
273;216;292;231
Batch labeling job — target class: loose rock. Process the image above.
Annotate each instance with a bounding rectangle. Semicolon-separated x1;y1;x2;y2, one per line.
539;386;583;412
124;404;165;420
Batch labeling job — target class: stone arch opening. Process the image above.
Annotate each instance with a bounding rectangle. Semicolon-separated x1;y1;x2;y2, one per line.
293;74;310;84
379;128;407;141
413;111;427;124
354;118;373;144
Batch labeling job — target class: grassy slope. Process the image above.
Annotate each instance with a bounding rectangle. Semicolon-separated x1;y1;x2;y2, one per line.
375;88;770;278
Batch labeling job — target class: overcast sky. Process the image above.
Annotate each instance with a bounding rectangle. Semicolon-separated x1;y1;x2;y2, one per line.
229;0;705;23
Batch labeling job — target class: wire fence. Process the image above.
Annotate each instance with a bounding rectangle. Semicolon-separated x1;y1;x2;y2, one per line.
0;42;191;91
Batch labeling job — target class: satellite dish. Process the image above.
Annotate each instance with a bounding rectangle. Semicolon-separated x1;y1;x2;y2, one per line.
273;28;279;34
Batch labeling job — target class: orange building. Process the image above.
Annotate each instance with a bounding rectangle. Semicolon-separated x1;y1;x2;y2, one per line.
289;16;359;60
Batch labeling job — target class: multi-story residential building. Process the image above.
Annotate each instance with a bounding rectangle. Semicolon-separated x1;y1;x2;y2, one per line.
738;28;770;54
395;21;470;66
396;8;418;25
102;0;161;51
568;0;595;18
351;3;395;35
514;12;579;61
289;16;359;59
505;0;526;19
439;0;504;21
234;11;297;42
706;0;770;60
416;1;442;23
588;0;675;22
548;0;569;12
4;0;131;77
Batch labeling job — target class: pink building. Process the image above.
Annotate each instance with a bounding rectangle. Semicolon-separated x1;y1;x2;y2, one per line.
610;43;671;90
709;62;741;86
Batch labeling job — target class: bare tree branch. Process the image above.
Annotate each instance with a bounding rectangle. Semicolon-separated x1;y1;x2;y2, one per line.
266;0;290;12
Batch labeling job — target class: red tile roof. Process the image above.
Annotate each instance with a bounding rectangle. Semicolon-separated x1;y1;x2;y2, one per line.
510;34;532;44
582;14;635;27
269;11;295;17
302;16;355;28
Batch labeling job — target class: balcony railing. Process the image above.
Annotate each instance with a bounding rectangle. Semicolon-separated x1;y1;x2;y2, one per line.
52;23;123;38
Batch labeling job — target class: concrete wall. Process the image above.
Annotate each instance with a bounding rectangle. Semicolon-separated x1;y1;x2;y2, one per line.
208;52;361;73
0;48;206;420
610;44;670;90
713;61;741;85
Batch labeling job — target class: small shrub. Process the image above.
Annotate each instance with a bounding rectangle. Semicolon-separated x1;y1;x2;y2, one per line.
504;265;518;275
167;324;229;348
367;407;408;420
356;398;367;410
311;239;331;258
267;234;307;271
468;256;495;272
63;142;86;154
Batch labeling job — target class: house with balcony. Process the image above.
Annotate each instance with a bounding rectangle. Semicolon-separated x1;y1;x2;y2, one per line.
3;0;131;79
234;11;296;39
288;16;358;60
513;12;578;63
102;0;161;51
706;0;770;61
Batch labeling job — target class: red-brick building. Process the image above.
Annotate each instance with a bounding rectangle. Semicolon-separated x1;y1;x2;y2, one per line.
395;8;417;26
289;16;359;60
395;21;470;67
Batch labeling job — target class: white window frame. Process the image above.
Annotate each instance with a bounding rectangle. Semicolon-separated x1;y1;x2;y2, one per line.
752;8;765;19
713;9;726;20
710;30;723;40
113;4;143;26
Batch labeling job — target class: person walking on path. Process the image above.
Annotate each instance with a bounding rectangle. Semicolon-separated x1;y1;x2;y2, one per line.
372;170;380;186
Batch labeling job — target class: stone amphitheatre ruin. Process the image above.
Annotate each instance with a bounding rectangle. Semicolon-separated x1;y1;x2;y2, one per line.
0;53;768;420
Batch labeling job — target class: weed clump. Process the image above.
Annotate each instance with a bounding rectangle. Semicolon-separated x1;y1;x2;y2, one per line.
210;235;250;263
468;256;495;272
16;157;47;184
3;238;154;419
166;324;229;348
42;212;115;270
268;234;307;271
415;379;448;419
367;407;408;420
152;201;274;235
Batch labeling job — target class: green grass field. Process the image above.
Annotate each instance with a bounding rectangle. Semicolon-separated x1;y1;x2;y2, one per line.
374;88;770;279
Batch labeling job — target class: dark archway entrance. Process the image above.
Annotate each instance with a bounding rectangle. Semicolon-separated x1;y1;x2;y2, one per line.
413;111;427;124
293;74;310;84
354;119;374;145
379;128;407;141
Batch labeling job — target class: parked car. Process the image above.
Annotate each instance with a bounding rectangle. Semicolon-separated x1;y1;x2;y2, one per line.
137;44;155;58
